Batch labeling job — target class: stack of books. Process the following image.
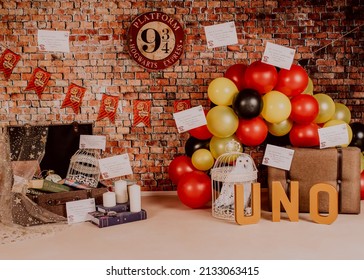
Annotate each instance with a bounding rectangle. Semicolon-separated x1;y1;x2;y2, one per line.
87;203;147;228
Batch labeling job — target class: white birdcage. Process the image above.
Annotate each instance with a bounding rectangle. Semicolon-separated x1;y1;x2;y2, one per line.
211;152;258;221
65;149;101;188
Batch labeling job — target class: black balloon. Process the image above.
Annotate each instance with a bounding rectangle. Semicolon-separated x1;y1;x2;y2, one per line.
266;133;291;147
350;122;364;151
184;136;210;157
232;88;262;119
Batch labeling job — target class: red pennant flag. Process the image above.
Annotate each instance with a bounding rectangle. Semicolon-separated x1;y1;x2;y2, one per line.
61;83;86;114
174;100;191;112
133;100;151;127
25;67;51;98
0;49;21;80
97;94;119;123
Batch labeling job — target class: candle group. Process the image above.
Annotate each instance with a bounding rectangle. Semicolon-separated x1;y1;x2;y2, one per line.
102;181;142;212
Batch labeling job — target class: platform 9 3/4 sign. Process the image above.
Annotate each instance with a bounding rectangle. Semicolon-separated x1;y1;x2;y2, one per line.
128;12;185;70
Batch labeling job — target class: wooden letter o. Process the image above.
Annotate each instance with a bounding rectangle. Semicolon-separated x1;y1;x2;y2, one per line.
309;183;338;225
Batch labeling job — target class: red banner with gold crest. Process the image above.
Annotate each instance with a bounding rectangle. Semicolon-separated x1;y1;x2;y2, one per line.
174;100;191;112
97;94;119;123
61;83;86;114
133;100;151;127
24;67;51;98
0;49;21;80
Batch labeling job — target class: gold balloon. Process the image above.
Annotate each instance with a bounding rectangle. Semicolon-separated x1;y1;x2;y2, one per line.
330;102;351;124
302;77;314;95
191;149;215;171
206;105;239;138
261;90;291;123
313;93;335;124
209;135;242;159
207;77;239;106
323;119;352;147
267;118;293;136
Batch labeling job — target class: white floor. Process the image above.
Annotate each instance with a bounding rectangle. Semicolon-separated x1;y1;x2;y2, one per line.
1;192;364;260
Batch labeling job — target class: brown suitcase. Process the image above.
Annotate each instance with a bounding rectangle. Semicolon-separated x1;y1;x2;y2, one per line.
268;147;361;214
30;187;108;217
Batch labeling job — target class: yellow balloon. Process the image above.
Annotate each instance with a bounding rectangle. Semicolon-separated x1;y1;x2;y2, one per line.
191;149;215;171
261;91;291;123
330;102;351;124
206;106;239;138
323;119;352;147
302;77;314;95
313;93;335;124
209;135;242;159
208;77;239;106
360;152;364;172
267;118;293;136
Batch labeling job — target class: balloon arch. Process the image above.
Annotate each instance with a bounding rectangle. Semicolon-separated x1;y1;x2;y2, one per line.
169;60;364;208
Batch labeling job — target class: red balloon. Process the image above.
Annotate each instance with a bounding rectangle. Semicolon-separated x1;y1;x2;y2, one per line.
224;63;248;91
189;109;213;140
274;64;309;97
289;122;320;147
168;156;197;185
177;170;212;209
360;170;364;200
244;61;278;94
189;125;213;140
235;117;268;146
290;94;319;124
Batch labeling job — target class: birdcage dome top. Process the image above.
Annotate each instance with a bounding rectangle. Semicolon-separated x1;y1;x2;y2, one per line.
66;149;101;188
210;152;257;183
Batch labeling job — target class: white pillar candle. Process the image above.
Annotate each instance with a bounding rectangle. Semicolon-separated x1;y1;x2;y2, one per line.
128;184;141;212
114;180;128;203
103;191;116;208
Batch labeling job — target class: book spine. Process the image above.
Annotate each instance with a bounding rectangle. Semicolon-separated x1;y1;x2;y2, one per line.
26;189;47;196
40;180;72;193
64;178;92;190
94;210;147;228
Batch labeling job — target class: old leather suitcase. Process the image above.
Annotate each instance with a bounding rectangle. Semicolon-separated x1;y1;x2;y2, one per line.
268;147;361;214
40;122;93;178
29;187;108;217
8;122;93;179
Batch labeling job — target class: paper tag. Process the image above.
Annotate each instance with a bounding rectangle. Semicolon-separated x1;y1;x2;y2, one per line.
173;105;207;133
262;144;295;171
98;154;133;179
79;135;106;151
66;198;96;224
318;124;349;149
37;30;70;53
204;21;238;49
261;42;296;70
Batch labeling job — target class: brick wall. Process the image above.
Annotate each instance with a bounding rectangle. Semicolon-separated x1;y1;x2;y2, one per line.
0;0;363;191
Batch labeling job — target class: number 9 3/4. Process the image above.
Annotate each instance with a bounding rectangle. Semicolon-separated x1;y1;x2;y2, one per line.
137;23;174;59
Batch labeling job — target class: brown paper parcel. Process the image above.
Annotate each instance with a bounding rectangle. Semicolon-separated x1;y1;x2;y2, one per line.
268;147;361;214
